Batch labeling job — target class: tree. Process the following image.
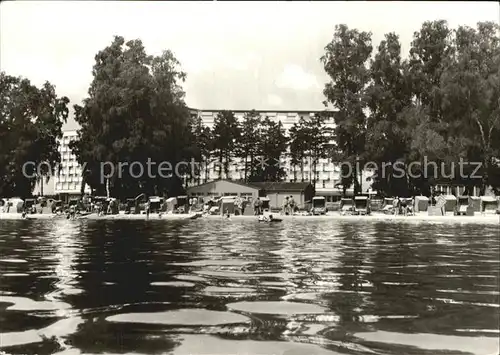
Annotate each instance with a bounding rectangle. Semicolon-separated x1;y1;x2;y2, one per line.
0;72;69;198
289;123;307;182
321;24;373;195
211;110;241;179
288;114;332;186
238;110;262;181
303;113;333;188
190;113;213;184
70;36;194;198
440;22;500;194
250;117;288;182
365;33;413;196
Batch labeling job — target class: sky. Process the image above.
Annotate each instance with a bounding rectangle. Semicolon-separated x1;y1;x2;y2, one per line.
1;1;499;130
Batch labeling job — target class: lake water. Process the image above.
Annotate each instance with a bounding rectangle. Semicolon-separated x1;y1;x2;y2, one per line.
0;219;499;355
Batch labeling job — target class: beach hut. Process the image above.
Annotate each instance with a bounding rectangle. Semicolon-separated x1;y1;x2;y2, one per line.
414;196;429;212
354;196;370;215
340;198;354;215
480;196;498;214
438;194;457;213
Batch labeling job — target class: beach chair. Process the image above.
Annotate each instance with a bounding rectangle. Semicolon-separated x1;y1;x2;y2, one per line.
340;198;354;215
455;196;474;216
354;196;370;215
404;198;415;216
414;196;429;213
469;196;481;212
480;196;498;214
382;198;394;215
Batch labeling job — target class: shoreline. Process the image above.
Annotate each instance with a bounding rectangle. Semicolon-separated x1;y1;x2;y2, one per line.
1;211;498;225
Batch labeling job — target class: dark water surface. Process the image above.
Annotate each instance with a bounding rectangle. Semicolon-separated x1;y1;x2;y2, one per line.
0;219;499;355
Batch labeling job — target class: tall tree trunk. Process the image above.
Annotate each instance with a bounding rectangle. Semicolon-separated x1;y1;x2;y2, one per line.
80;174;86;197
300;158;304;182
218;152;223;179
204;155;210;183
244;154;248;182
250;152;254;179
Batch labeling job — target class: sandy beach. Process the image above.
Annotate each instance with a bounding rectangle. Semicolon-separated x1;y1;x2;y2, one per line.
1;211;498;225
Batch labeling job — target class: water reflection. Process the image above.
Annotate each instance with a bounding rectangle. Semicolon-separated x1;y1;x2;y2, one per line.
0;219;498;355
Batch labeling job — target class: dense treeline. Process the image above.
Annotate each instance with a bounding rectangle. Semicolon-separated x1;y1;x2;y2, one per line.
0;20;498;199
193;109;332;186
0;73;69;198
323;20;500;196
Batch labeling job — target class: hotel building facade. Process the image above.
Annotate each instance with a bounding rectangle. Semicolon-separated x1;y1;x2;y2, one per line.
33;130;90;199
37;109;373;199
189;108;373;196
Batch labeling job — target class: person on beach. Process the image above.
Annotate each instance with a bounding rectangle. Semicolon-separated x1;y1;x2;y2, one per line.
69;205;76;219
393;197;399;216
146;201;150;219
289;195;295;214
400;198;408;216
253;198;260;215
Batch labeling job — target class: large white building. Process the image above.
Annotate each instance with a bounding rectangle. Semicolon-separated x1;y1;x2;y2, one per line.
33;130;90;198
54;130;90;197
35;109;372;198
190;108;372;194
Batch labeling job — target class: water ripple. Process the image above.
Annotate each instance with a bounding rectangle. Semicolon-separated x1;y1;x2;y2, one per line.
0;219;498;354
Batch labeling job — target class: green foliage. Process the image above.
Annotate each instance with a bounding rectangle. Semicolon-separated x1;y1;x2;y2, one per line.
250;117;288;182
322;21;500;196
0;72;69;198
288;113;333;187
238;110;262;181
211;110;241;179
321;24;373;194
70;36;194;198
191;113;213;184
